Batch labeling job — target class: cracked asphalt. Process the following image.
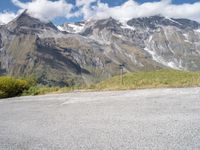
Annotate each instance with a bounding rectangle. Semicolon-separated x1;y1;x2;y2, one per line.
0;88;200;150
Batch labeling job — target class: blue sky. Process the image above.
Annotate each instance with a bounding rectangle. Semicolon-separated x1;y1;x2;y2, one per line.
0;0;200;25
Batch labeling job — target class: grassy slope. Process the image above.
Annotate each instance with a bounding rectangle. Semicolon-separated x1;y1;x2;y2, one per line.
92;69;200;90
22;69;200;96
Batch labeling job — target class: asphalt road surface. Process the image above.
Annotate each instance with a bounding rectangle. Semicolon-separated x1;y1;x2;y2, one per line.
0;88;200;150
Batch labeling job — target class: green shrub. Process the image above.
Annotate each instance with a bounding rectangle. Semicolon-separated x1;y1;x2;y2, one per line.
23;86;60;96
22;76;37;87
0;76;30;99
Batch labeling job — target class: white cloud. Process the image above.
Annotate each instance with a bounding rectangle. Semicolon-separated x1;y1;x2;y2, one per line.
1;0;200;25
0;11;18;25
11;0;75;22
75;0;97;20
76;0;200;23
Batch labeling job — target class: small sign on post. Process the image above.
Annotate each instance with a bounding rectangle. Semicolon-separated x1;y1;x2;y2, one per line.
119;64;125;85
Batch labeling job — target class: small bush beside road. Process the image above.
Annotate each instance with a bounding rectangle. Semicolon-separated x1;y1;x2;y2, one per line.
0;76;30;99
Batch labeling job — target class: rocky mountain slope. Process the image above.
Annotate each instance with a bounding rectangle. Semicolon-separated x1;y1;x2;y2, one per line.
0;11;200;86
61;16;200;70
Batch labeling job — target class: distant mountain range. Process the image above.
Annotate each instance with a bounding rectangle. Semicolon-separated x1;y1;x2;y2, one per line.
1;11;200;86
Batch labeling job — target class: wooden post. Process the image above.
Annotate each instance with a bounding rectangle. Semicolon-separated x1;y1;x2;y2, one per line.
121;67;123;85
119;64;125;85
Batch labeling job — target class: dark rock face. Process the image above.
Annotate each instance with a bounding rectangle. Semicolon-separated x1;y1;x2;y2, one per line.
127;16;200;30
94;18;122;31
173;18;200;29
1;12;200;86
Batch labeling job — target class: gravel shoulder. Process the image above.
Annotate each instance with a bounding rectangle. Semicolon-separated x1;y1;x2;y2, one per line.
0;88;200;150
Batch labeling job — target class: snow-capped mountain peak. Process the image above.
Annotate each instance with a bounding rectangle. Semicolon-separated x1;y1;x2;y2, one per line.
58;22;85;33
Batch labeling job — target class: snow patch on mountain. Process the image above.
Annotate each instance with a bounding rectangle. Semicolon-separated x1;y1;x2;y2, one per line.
144;47;181;69
57;25;64;31
166;17;182;26
68;23;85;33
195;29;200;33
183;33;192;43
121;22;135;30
59;22;85;33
